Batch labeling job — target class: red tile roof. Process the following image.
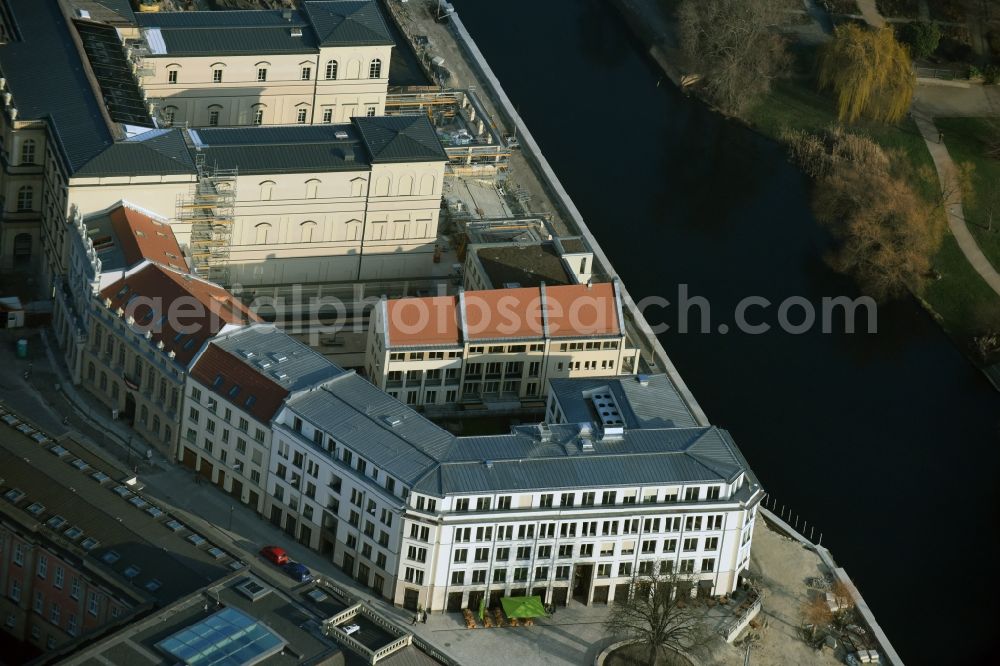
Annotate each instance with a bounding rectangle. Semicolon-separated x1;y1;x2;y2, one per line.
189;344;288;422
100;264;257;367
109;205;186;271
386;296;460;347
463;287;545;339
544;282;620;338
382;282;622;347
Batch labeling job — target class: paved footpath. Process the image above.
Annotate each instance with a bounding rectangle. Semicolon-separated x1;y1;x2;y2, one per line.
0;328;621;666
911;109;1000;297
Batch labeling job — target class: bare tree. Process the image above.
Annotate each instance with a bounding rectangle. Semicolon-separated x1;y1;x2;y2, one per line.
677;0;792;117
605;569;708;666
784;128;944;301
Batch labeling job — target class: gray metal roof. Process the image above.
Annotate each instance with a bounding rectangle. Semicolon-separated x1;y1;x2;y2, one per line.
284;370;754;496
410;424;751;495
137;8;318;56
213;324;345;394
302;1;395;46
192;125;370;174
75;129;196;177
0;0;114;174
549;374;700;430
287;372;454;485
354;115;449;163
135;1;394;56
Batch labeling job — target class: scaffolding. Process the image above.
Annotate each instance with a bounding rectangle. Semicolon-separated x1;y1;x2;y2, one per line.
176;153;237;285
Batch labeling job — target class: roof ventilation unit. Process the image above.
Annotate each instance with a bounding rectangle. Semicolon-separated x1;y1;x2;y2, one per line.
290;27;303;37
382;415;402;428
334;130;349;140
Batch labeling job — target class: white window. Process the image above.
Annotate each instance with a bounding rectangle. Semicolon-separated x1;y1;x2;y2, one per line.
322;109;333;123
325;60;338;79
16;185;33;212
259;181;274;201
253;107;264;125
257;68;267;81
212;68;223;83
369;59;382;78
87;591;99;616
208;109;220;126
254;223;272;244
297;108;308;124
9;578;20;602
162;107;176;127
36;555;47;579
20;139;35;164
305;180;319;199
168;70;178;84
366;106;376;117
301;66;311;80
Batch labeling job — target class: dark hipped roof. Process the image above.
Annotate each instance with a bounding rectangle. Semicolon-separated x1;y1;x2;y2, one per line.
75;129;196;177
135;1;394;56
302;0;394;46
354;115;449;163
0;0;114;174
192;125;369;174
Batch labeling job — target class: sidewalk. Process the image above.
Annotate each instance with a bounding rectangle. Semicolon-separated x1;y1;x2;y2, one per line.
911;110;1000;297
1;329;624;666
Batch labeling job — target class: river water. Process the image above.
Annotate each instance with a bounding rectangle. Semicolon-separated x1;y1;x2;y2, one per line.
451;1;1000;662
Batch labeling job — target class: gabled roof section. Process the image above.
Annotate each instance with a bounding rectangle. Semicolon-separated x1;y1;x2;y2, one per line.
0;0;114;174
100;264;257;368
84;202;186;273
75;129;196;178
353;115;448;163
302;0;395;46
192;324;344;423
286;372;454;485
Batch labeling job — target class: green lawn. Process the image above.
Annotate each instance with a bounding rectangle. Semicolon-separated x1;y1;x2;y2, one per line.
935;117;1000;271
745;73;1000;342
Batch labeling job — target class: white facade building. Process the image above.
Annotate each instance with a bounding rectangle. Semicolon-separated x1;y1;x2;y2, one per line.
135;1;395;128
365;281;641;409
179;324;343;515
267;368;762;613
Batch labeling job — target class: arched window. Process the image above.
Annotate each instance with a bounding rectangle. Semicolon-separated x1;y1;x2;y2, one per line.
259;181;274;201
87;362;95;382
398;175;413;196
16;186;33;212
300;220;317;243
152;415;160;434
20;139;35;165
139;404;148;426
368;58;382;79
99;372;107;391
254;223;272;245
207;105;223;126
325;60;338;80
305;179;320;199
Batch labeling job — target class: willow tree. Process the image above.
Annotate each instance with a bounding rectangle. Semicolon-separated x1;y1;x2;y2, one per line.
818;25;914;124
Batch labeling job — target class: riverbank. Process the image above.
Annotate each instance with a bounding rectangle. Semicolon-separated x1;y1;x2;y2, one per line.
609;0;1000;367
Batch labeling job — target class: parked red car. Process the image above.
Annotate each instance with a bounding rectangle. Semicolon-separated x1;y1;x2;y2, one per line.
259;545;289;566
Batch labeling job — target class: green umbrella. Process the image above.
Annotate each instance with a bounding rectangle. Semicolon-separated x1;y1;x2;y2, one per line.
499;595;548;619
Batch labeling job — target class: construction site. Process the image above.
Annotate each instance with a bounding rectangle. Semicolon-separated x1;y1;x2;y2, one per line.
175;154;237;286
